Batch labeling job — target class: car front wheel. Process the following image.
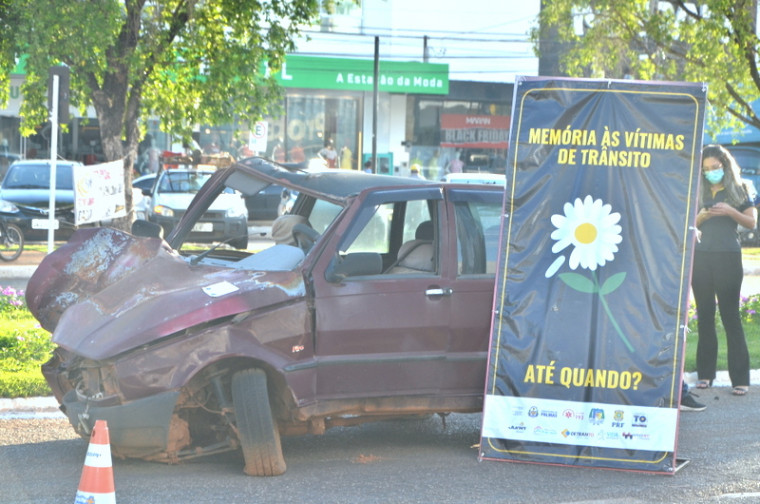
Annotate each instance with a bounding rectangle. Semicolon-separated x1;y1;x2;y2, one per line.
231;368;286;476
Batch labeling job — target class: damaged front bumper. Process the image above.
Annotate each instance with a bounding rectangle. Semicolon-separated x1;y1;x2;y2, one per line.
48;350;241;463
61;388;182;460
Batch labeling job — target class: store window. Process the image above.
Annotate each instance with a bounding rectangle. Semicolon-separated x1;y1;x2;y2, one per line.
273;94;360;169
409;98;510;180
197;93;361;170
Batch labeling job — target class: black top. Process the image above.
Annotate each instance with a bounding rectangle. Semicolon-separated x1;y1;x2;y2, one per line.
696;188;751;253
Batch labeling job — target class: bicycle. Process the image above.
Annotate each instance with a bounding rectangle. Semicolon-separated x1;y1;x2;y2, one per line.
0;218;24;261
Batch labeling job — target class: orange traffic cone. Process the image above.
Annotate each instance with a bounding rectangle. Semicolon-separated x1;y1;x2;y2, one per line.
75;419;116;504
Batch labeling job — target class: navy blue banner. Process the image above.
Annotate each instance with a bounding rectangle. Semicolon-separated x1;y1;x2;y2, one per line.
480;77;706;473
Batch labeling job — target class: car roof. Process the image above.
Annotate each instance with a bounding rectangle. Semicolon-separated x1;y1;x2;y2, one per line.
236;157;436;203
444;172;506;185
160;167;216;175
9;159;80;168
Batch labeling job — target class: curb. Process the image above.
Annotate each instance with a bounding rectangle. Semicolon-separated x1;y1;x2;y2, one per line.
0;265;37;279
0;396;64;419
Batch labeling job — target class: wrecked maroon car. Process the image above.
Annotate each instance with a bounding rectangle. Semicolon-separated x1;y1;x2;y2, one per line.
27;157;505;476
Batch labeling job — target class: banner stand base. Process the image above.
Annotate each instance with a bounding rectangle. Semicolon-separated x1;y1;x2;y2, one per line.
674;458;691;474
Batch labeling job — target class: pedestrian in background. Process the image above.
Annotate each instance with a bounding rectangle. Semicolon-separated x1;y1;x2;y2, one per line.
692;144;757;396
318;140;338;168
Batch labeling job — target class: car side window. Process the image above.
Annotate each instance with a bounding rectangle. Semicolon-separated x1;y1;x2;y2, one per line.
453;192;504;275
305;198;343;235
381;199;436;274
333;198;438;278
345;202;394;254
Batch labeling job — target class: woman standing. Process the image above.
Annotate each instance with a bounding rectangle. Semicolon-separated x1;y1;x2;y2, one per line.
693;144;757;396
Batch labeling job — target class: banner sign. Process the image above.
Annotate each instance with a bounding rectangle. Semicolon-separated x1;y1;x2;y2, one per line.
480;77;706;473
74;160;126;225
440;114;509;149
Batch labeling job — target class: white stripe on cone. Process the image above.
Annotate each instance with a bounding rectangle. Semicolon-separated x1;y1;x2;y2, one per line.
82;442;112;468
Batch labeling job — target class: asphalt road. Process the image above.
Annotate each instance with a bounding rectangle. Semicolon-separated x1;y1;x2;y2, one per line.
2;397;760;504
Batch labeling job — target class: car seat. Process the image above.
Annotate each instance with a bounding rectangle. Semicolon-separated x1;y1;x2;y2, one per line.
387;220;435;274
271;214;310;246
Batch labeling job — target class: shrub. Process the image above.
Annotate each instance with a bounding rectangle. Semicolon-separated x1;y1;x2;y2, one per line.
740;294;760;324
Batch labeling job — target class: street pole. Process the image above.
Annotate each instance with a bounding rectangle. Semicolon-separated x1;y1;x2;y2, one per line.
372;36;379;174
47;75;59;254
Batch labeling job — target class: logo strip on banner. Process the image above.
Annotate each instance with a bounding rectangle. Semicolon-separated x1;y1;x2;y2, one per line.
479;77;706;474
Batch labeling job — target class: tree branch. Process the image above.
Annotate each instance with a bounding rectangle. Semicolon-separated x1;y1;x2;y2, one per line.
667;1;703;21
726;82;760;129
727;1;760;98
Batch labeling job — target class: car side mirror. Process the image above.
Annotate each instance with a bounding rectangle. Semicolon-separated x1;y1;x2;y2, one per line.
325;252;382;282
142;188;151;196
131;219;163;239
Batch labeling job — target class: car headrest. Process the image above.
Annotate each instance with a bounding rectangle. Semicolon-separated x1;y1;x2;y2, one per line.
271;214;309;245
415;220;433;241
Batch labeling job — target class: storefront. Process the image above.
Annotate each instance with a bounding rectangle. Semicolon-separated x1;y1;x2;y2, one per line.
200;54;450;174
405;80;514;180
4;55;513;180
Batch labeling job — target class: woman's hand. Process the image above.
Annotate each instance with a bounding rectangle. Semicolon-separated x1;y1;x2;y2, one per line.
709;202;758;229
696;207;712;227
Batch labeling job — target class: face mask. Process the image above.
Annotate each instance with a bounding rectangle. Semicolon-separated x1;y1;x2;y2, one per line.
704;168;724;185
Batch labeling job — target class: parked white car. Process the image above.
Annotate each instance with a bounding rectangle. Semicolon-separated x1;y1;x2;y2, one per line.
141;168;248;249
131;173;156;221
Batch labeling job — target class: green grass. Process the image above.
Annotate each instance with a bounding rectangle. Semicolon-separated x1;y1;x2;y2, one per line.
23;243;52;252
741;247;760;259
0;287;54;397
683;293;760;374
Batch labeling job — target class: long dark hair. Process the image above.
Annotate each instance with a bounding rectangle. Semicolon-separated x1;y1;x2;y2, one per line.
700;144;748;208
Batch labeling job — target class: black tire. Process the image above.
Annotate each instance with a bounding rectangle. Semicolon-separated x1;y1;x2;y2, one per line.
0;223;24;262
231;368;286;476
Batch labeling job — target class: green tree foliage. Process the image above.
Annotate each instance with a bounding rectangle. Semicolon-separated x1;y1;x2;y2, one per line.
532;0;760;135
0;0;319;225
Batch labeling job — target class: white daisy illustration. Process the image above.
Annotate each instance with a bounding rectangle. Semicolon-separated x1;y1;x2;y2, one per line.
545;195;622;278
544;195;632;352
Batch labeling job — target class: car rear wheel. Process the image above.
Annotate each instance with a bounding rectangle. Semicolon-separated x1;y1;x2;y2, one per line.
231;368;286;476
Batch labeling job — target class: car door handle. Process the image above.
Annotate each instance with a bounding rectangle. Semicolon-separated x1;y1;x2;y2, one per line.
425;287;453;297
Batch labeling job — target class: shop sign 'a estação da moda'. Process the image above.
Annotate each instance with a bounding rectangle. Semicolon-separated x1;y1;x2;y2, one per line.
273;55;449;95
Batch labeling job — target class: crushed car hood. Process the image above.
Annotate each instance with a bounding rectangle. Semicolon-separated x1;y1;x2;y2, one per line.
26;227;305;360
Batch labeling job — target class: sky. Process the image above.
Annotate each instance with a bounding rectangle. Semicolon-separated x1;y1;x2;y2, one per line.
295;0;541;84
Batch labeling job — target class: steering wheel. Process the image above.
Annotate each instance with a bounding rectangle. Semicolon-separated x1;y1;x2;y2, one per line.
292;223;320;252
